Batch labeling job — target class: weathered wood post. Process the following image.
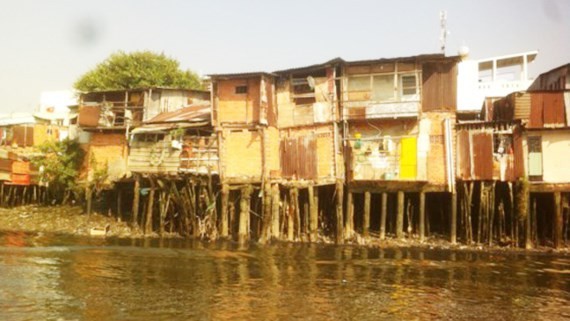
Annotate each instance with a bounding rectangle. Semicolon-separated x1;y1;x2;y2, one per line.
86;186;93;216
396;191;404;239
554;191;563;249
419;191;426;242
451;190;457;245
335;180;344;244
220;184;230;238
145;177;155;235
238;185;252;243
271;183;280;239
525;192;533;250
259;182;272;243
308;185;318;241
132;176;140;227
363;191;371;238
346;191;354;239
380;192;388;240
287;188;295;241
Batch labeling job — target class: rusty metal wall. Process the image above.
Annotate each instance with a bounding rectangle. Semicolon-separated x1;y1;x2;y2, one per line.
542;92;565;127
78;106;101;127
471;131;493;180
456;130;471;180
280;136;317;180
421;62;457;112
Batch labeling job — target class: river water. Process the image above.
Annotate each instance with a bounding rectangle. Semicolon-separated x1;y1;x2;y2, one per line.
0;232;569;321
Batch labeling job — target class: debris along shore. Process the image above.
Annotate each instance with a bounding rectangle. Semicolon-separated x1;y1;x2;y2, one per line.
0;205;143;238
1;204;568;256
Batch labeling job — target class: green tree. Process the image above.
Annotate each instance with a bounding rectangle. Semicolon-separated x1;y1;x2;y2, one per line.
32;139;85;204
74;51;202;92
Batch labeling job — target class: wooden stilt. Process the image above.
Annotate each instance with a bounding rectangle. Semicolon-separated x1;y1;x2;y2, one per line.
363;191;371;238
525;191;533;249
346;191;354;239
132;176;140;227
293;188;300;239
380;192;388;240
238;185;252;243
308;185;317;242
554;191;563;249
86;186;93;216
116;186;122;222
145;178;155;235
396;191;404;239
287;188;295;241
335;180;344;244
419;191;425;242
259;182;272;243
220;184;230;238
451;191;457;245
271;184;280;239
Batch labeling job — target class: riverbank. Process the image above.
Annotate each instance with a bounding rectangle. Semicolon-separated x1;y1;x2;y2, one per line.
0;205;568;255
0;205;141;238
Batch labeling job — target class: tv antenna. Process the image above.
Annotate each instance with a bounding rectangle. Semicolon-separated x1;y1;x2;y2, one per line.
440;10;449;54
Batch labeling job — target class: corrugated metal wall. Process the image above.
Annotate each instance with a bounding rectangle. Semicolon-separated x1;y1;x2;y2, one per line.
280;136;317;180
471;132;494;180
529;92;566;128
421;62;457;112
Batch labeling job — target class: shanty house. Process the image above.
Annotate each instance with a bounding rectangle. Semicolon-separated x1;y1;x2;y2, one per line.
274;59;344;185
127;102;216;175
210;73;279;184
341;54;459;191
76;88;209;183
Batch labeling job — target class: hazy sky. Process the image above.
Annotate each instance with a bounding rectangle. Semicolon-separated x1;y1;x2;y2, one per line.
0;0;568;113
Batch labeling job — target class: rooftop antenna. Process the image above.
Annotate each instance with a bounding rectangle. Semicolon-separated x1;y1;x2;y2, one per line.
439;10;449;54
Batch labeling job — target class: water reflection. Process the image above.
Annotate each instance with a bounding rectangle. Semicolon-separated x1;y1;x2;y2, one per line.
0;232;569;320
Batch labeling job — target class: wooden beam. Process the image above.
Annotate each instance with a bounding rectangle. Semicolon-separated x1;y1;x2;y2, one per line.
335;180;344;244
220;184;230;238
419;191;425;242
554;191;563;249
363;191;371;238
271;183;280;239
396;191;404;239
132;176;140;227
380;192;387;240
308;185;318;242
346;191;354;239
239;185;252;243
451;191;457;245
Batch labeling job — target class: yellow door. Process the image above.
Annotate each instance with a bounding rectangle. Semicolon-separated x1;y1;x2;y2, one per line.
399;137;417;179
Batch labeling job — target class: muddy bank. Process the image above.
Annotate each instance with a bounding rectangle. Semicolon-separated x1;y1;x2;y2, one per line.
0;205;568;255
0;205;143;238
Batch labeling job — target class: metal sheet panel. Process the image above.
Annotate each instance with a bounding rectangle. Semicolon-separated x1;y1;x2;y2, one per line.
456;130;471;179
78;106;101;127
421;62;457;112
529;93;544;128
542;92;565;127
471;131;493;180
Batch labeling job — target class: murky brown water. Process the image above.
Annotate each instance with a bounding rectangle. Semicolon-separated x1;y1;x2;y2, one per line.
0;232;569;321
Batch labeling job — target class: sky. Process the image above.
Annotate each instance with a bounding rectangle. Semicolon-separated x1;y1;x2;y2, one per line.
0;0;568;113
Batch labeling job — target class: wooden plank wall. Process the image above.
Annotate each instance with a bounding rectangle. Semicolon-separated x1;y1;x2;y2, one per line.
422;62;457;112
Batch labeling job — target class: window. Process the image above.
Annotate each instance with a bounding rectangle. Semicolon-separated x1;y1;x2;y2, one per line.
235;86;248;94
348;76;370;91
400;74;417;96
372;75;394;101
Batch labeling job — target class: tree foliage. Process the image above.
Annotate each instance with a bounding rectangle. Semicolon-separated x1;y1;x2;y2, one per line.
32;139;85;203
74;51;202;92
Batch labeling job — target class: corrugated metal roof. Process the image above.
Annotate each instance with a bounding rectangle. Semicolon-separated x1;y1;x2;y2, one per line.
144;102;211;124
208;72;276;79
273;58;344;74
344;53;459;66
